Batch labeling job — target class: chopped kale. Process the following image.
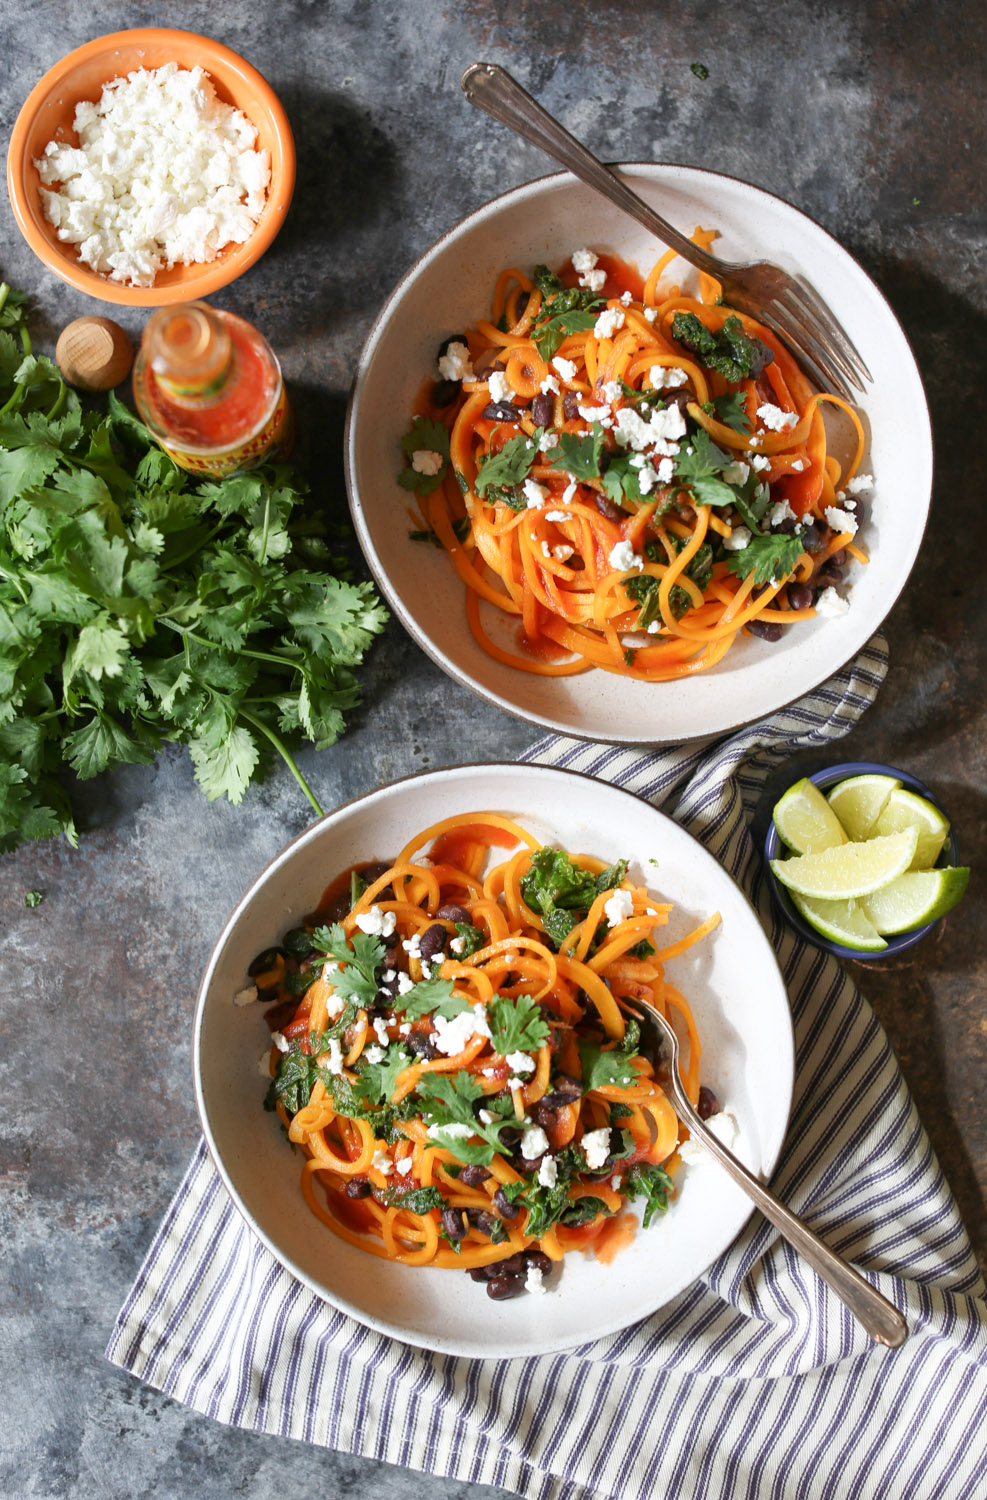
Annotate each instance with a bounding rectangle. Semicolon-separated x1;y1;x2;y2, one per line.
671;312;773;382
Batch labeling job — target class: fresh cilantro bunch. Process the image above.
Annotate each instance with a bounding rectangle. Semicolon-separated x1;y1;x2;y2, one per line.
0;285;388;850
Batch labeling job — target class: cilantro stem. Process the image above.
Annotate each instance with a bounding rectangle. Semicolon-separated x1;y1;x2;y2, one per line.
46;382;67;423
0;284;8;318
160;619;301;672
161;522;226;570
238;708;324;818
257;494;271;564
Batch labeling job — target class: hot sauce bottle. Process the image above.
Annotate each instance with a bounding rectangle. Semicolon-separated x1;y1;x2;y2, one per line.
132;301;293;477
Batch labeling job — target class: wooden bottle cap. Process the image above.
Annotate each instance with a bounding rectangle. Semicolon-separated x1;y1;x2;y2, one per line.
56;316;133;390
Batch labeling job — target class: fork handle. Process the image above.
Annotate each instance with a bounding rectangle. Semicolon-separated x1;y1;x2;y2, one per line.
461;63;723;278
677;1096;908;1347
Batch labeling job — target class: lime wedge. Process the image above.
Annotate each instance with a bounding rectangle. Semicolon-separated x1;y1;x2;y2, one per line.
870;788;950;870
772;778;849;855
861;867;970;934
769;828;919;899
825;774;900;841
789;891;887;951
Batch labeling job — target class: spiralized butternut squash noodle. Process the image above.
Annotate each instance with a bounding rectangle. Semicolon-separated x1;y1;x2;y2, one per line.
254;813;721;1297
398;235;870;681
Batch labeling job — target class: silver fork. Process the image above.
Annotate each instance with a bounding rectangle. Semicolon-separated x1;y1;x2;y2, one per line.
624;997;907;1347
461;63;872;401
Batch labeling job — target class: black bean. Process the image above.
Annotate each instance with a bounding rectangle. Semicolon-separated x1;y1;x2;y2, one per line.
492;1187;521;1220
515;291;530;319
697;1085;720;1120
531;393;554;427
465;1209;498;1237
494;1252;529;1277
248;947;285;979
532;1101;559;1131
482;400;523;422
437;334;469;362
827;548;847;569
661;389;694;416
324;893;351;924
418;923;447;962
441;1208;468;1242
436;903;471;924
593;492;623;522
468;1265;494;1282
524;1249;552;1276
458;1164;492;1187
486;1275;525;1300
812;566;844;590
800;521;824;553
562;390;582;420
344;1178;372;1199
772;512;799;534
473;354;505;381
545;1074;582;1101
407;1032;438;1061
496;1126;521;1148
786;583;814;611
431;378;459;409
746;619;784;642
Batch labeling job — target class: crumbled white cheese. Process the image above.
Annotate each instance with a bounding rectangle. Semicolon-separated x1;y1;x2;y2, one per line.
636;462;659;495
579;267;607;292
756;403;798;432
524;478;550;508
396;973;415;996
373;1016;390;1047
399;1022;412;1035
594;308;625;339
272;1030;290;1053
824;505;858;536
545;509;570;523
431;1004;491;1057
553;544;574;562
438;340;473;381
656;456;675;483
537;1155;558;1188
428;1121;473;1140
354;905;397;937
560;478;579;506
790;459;805;472
520;1125;550;1160
769;499;796;528
318;1038;344;1075
449;935;466;954
402;932;422;960
35;62;271;287
751;453;771;473
845;473;873;495
608;540;643;573
552;356;578;382
601;379;624;405
363;1045;385;1065
581;1127;612;1170
538;431;559;452
649;364;689;389
571;247;598;273
540;374;561;395
613;403;686;453
478;1108;496;1125
412;449;443;476
678;1109;739;1167
723;525;752;552
233;984;258;1007
620;290;634;306
325;992;347;1022
722;461;751;487
371;1148;393;1177
604;889;634;927
488;370;513;403
814;586;850;617
505;1050;535;1076
643;307;658;322
525;1264;547;1295
395;1156;413;1175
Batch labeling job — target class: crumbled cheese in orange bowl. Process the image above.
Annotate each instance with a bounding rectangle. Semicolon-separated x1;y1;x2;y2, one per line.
35;62;270;287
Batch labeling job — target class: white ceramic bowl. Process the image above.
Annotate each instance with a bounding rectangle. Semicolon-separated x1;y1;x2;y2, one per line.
194;762;793;1358
346;166;931;744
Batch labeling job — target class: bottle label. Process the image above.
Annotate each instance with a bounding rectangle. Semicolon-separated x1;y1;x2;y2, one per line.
155;387;294;477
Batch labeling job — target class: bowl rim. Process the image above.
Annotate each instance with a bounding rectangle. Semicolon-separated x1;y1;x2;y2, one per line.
192;759;795;1357
344;161;933;745
763;760;960;960
6;27;296;307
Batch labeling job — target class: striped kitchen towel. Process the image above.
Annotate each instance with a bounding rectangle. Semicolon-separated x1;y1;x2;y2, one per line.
107;634;987;1500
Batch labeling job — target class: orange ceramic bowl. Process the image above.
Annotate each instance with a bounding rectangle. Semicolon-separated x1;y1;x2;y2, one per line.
7;28;296;306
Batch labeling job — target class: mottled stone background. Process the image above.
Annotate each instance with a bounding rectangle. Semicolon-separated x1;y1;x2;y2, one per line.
1;2;984;1496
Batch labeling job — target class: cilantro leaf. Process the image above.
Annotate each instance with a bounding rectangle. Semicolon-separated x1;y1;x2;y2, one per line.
532;265;565;297
546;424;606;482
452;921;485;957
623;1162;674;1227
399;978;471;1021
578;1038;640;1091
531;300;605;364
398;416;450;497
708;392;752;435
415;1071;519;1165
487;993;550;1056
354;1044;413;1106
674;429;738;506
309;923;384;1007
671;312;773;381
473;430;542;498
724;531;805;586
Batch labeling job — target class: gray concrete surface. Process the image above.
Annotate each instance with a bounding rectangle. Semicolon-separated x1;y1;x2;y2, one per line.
1;2;985;1497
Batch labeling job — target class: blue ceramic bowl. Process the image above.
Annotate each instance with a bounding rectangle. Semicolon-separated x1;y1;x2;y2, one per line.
763;760;961;961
